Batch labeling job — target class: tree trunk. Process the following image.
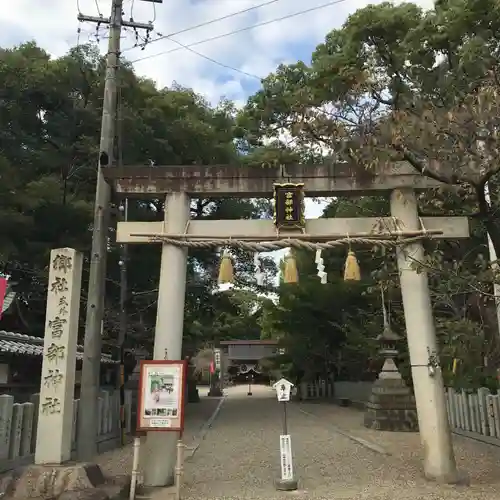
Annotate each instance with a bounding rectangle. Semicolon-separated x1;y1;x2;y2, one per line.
476;185;500;258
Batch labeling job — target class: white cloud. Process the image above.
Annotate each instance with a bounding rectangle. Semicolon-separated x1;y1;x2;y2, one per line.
0;0;435;106
1;0;435;292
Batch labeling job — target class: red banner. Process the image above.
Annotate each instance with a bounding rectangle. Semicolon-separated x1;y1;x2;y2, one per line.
209;361;215;374
0;276;7;320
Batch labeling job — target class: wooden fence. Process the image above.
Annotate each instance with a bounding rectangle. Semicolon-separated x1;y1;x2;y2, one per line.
445;387;500;443
0;388;133;473
300;380;500;445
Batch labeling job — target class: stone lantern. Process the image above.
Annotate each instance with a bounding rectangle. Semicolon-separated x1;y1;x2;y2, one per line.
364;295;418;432
376;322;402;380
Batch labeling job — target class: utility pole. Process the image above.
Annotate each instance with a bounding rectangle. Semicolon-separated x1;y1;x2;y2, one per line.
76;0;153;461
118;198;129;446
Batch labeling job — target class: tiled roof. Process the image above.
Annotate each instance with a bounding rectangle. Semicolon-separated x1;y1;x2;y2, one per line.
2;290;16;314
0;331;117;364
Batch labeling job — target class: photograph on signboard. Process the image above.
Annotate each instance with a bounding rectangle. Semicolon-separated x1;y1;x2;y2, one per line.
137;360;187;432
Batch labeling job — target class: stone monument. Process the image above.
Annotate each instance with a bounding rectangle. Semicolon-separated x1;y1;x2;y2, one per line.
36;248;83;464
364;313;418;432
0;249;130;500
208;372;223;397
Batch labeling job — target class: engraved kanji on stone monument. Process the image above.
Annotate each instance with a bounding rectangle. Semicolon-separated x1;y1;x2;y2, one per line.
41;397;62;415
43;369;64;388
51;277;69;294
46;343;65;362
35;248;82;465
48;316;67;338
52;253;73;273
58;297;69;316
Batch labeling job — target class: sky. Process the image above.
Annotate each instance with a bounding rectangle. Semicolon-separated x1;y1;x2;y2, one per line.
1;0;434;108
0;0;434;286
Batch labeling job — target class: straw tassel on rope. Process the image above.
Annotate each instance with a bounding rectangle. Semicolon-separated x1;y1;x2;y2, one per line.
218;249;234;284
283;250;299;284
344;251;361;281
344;236;361;281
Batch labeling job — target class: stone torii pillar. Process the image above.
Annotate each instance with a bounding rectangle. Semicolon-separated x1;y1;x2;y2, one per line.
103;162;469;485
141;192;191;487
123;213;467;486
390;188;460;483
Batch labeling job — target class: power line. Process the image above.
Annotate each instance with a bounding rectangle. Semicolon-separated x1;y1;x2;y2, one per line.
94;0;103;16
151;1;157;23
167;38;263;80
121;0;283;53
128;0;349;65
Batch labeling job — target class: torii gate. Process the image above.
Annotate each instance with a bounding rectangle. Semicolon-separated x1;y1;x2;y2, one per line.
102;162;468;486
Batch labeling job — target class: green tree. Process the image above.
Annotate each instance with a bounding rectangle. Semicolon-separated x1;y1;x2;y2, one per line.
0;41;276;356
237;0;500;389
239;0;500;253
260;236;381;382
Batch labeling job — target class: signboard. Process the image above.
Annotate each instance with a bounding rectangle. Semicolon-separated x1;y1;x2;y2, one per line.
137;360;187;432
279;434;294;481
277;383;291;402
273;183;305;230
214;348;221;370
273;378;294;402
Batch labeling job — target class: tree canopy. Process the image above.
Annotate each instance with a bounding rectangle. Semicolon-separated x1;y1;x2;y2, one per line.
239;0;500;252
3;0;500;390
0;41;276;356
239;0;500;388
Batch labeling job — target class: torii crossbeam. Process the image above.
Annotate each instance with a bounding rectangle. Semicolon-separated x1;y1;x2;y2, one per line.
94;161;465;486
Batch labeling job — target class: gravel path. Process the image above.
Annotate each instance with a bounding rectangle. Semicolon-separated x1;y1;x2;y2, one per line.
95;386;221;477
297;401;500;489
178;385;500;500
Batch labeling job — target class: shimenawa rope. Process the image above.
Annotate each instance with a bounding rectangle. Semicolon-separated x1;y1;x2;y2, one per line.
144;234;432;252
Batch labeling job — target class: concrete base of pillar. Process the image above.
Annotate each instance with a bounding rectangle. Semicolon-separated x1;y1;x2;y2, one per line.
0;463;129;500
274;478;298;491
424;468;470;485
208;386;223;397
142;432;179;487
364;378;418;432
187;381;200;402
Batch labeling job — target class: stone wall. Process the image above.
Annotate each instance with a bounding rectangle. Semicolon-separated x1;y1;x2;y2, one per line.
0;388;132;473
